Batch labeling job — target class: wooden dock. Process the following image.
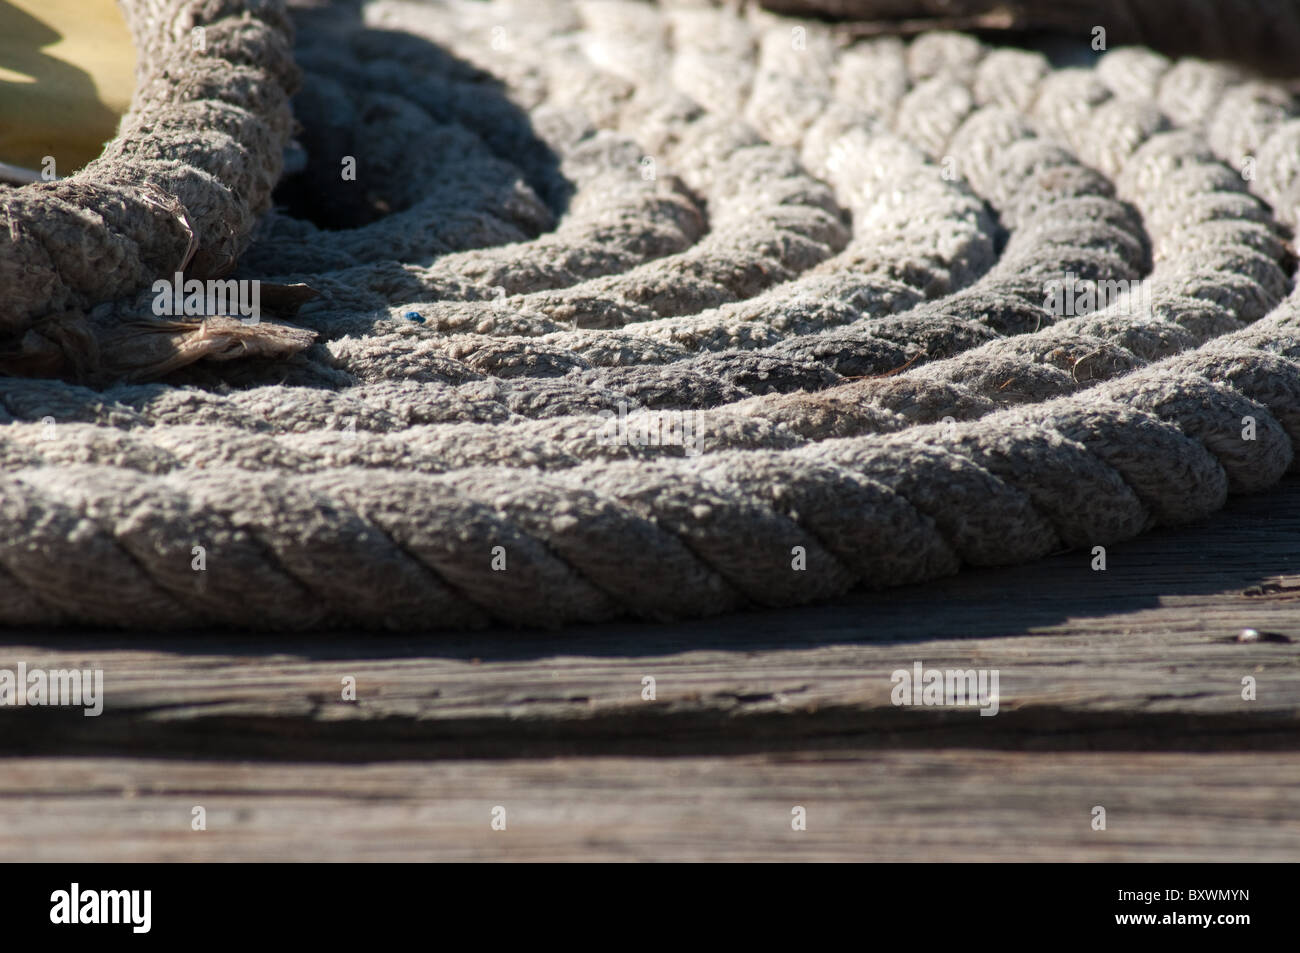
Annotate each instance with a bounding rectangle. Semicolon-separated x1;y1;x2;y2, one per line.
2;477;1298;861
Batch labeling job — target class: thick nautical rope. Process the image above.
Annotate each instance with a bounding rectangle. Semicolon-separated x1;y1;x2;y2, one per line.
0;0;302;378
1;0;1298;629
760;0;1300;73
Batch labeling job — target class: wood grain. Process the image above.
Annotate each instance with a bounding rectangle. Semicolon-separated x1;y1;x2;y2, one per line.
2;751;1296;861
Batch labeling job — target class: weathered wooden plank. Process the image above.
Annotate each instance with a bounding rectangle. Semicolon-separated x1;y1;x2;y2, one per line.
2;751;1297;861
0;480;1297;758
0;636;1296;757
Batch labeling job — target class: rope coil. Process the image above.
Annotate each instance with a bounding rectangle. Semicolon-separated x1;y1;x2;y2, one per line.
1;0;1298;630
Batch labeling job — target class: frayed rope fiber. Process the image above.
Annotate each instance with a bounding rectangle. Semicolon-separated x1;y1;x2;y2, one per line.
1;0;1299;630
0;0;309;380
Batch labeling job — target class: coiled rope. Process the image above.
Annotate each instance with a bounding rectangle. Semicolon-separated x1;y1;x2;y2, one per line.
1;0;1298;629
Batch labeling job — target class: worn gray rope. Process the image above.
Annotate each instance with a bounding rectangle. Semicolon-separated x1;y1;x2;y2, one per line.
0;0;302;378
0;0;1298;629
759;0;1300;74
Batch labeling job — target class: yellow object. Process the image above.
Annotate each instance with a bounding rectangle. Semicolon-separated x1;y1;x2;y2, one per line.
0;0;137;174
